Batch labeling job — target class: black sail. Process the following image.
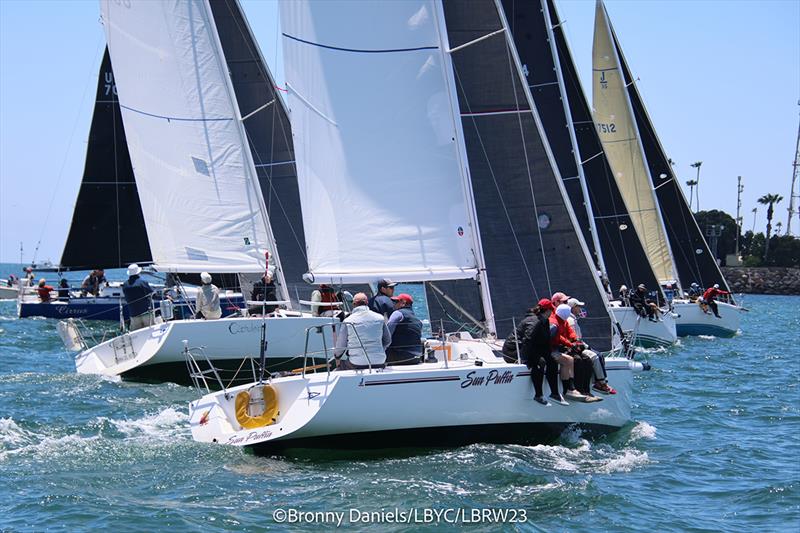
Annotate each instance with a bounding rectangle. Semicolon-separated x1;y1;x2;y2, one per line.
504;0;661;299
432;0;612;351
610;28;733;296
60;48;151;270
209;0;309;303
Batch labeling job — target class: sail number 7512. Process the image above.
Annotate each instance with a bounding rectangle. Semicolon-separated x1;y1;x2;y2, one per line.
596;123;617;134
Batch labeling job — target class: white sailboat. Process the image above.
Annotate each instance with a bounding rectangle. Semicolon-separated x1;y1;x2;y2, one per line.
592;0;741;337
189;0;645;452
64;0;333;384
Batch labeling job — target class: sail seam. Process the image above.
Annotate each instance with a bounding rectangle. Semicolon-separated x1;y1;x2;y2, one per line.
119;104;233;122
282;33;437;54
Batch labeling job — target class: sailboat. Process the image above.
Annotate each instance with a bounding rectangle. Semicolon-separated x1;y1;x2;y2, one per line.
593;0;741;337
62;0;336;384
500;0;676;347
189;0;645;453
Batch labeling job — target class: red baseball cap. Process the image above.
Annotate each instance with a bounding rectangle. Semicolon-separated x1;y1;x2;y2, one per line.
537;298;554;310
391;293;414;304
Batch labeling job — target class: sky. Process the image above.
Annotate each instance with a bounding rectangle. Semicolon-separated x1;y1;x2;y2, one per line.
0;0;798;264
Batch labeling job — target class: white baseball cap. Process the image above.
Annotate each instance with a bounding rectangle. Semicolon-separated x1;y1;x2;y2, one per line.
556;304;572;320
567;297;585;308
127;263;142;276
200;272;212;284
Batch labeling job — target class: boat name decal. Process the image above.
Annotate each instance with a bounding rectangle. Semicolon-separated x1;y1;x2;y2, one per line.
228;322;263;335
461;370;514;389
56;306;90;316
227;429;273;445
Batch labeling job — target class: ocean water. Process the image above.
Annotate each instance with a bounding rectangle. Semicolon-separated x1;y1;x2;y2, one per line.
1;267;798;531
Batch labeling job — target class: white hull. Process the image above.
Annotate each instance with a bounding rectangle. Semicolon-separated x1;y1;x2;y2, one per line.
74;314;337;384
0;284;18;299
609;304;677;348
673;299;741;337
189;339;644;452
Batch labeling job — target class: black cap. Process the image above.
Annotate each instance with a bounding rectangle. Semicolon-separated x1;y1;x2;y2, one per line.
377;278;397;289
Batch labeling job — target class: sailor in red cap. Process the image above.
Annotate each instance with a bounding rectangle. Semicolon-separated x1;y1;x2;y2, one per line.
386;293;423;365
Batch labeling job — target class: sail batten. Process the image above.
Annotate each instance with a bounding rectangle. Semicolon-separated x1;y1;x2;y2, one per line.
280;0;480;285
101;0;278;275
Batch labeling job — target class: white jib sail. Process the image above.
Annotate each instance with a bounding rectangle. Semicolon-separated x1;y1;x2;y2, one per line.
592;0;676;285
280;0;479;284
100;0;277;274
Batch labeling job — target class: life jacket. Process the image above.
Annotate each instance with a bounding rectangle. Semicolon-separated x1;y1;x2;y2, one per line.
37;285;53;302
389;307;423;356
318;286;339;314
548;314;576;349
703;287;722;301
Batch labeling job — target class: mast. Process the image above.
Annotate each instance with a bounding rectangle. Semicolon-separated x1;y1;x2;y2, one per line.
433;0;496;335
789;102;800;236
203;0;290;304
540;0;607;279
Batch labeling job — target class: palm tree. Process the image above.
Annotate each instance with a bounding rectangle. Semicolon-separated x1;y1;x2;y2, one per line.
751;207;758;233
686;179;698;208
690;161;703;211
758;194;784;261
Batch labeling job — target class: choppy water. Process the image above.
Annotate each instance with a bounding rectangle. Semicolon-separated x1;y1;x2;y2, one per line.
1;267;798;531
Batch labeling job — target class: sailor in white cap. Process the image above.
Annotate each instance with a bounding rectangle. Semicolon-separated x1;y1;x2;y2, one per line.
567;297;616;395
122;264;155;330
194;272;221;320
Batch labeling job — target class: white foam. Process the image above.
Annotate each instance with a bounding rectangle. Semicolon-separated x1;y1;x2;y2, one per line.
630;421;657;441
0;417;30;446
698;335;716;340
1;433;99;461
109;407;190;440
596;449;649;473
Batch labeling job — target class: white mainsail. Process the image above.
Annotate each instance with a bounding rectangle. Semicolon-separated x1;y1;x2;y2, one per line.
100;0;280;276
279;0;479;284
592;0;677;285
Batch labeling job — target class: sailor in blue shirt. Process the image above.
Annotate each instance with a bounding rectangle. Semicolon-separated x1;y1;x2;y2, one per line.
368;278;397;318
122;264;155;330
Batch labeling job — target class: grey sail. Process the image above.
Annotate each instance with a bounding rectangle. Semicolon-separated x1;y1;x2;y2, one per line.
609;23;733;297
60;48;152;271
501;0;662;300
429;0;612;351
209;0;309;303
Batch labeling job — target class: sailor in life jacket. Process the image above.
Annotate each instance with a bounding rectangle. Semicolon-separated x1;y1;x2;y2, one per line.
386;293;423;365
311;284;341;317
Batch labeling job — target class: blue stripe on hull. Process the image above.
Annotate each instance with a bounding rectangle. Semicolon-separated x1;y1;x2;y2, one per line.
19;297;245;321
676;323;737;337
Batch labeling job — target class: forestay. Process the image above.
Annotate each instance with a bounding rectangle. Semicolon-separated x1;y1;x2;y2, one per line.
280;0;478;284
592;1;677;286
101;0;277;274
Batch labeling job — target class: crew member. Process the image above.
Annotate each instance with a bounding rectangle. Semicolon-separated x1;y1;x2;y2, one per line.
702;283;730;318
57;278;70;301
81;269;107;297
386;293;423;365
629;284;659;321
687;282;702;300
195;272;222;320
506;298;561;405
368;278;396;317
249;268;278;315
122;264;155;330
334;292;391;370
311;284;341;317
567;297;615;395
550;304;593;402
36;278;54;303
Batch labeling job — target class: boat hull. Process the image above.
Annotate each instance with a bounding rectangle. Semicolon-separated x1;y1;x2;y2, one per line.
189;353;641;453
74;315;337;386
673;300;740;337
0;285;17;299
19;296;244;321
609;305;677;348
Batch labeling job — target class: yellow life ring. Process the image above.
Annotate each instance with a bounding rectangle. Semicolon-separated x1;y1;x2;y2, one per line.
235;385;279;429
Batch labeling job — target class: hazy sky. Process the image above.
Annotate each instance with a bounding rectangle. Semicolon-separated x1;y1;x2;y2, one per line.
0;0;798;263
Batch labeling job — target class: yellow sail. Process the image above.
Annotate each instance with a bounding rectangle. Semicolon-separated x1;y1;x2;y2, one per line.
592;1;676;285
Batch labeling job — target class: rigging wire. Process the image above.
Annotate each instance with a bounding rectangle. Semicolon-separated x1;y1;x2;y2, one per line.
31;34;105;266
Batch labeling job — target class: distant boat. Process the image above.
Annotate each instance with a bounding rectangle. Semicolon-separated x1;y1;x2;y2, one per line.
592;0;741;337
62;0;332;384
500;0;676;347
189;0;645;453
